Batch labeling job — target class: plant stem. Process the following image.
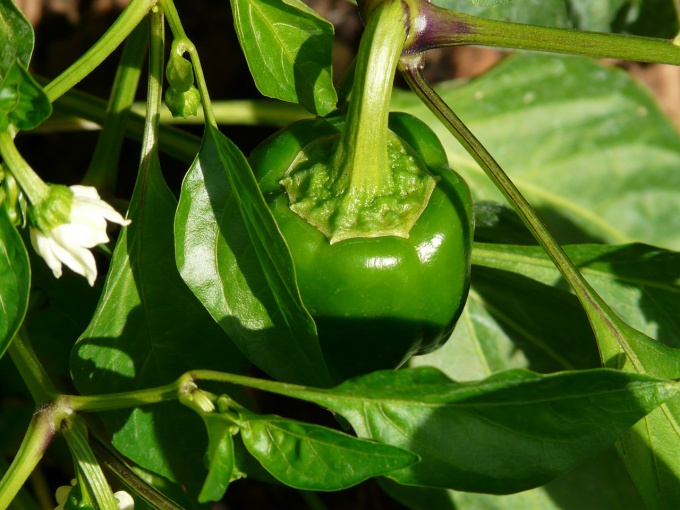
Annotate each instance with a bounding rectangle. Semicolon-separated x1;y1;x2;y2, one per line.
44;0;155;102
62;417;118;510
8;331;59;404
141;6;165;161
82;22;148;194
0;131;50;204
0;408;64;510
409;3;680;65
142;100;311;126
68;382;180;412
333;0;407;195
89;435;186;510
398;55;631;364
187;370;312;397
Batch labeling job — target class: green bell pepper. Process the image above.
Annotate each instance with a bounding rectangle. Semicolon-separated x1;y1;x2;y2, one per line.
250;112;473;382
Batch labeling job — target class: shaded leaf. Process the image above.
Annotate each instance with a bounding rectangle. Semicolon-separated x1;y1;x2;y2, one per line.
473;201;537;246
281;367;676;493
432;0;570;27
0;205;29;360
441;0;677;34
471;243;680;345
411;268;599;378
0;61;51;130
230;0;336;115
0;0;34;79
381;447;646;509
238;411;419;490
409;243;640;506
174;125;331;387
618;400;680;510
70;148;249;494
471;242;680;507
621;0;678;38
198;414;238;503
566;0;677;36
394;54;680;249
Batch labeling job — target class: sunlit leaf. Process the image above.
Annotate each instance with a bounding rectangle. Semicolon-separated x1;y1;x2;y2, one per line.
0;205;29;360
0;0;34;79
0;61;51;130
175;125;331;387
71;147;249;494
238;411;419;490
230;0;336;115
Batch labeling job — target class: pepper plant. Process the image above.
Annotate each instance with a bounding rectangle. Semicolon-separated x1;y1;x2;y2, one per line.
1;0;680;508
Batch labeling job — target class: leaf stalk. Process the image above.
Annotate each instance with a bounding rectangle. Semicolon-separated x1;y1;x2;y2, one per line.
408;3;680;66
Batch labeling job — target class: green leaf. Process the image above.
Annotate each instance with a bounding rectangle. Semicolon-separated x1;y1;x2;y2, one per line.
566;0;678;36
198;414;239;503
0;60;52;130
70;148;249;494
0;0;34;79
411;269;599;378
618;401;680;510
408;242;641;507
174;125;332;387
381;447;647;509
285;367;677;493
443;0;678;33
393;53;680;250
473;201;537;246
230;0;336;116
0;205;29;360
237;411;419;490
472;243;680;344
621;0;678;38
432;0;570;27
471;242;680;507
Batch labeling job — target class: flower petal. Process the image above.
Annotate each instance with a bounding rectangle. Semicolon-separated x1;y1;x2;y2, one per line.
30;228;63;279
50;229;98;286
69;185;102;200
70;185;131;226
60;212;109;247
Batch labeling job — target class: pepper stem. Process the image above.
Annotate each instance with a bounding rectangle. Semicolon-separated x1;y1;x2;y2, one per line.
333;0;407;196
280;0;438;243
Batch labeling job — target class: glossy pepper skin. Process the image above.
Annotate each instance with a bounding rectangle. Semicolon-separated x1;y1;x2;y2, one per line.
250;112;473;382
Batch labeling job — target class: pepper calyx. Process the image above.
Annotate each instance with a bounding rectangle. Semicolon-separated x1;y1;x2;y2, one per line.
280;131;438;243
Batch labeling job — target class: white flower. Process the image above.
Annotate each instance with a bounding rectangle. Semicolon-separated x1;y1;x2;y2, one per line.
29;184;130;286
